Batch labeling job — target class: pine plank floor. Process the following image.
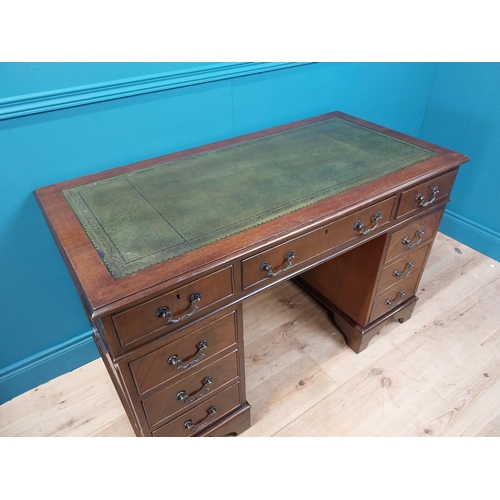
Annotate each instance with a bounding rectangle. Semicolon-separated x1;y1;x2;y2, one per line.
1;232;499;437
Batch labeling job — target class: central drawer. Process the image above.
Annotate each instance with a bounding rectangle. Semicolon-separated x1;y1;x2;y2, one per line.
242;196;396;289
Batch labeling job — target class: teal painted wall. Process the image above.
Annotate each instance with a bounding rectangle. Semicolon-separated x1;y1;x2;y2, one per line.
419;63;500;262
0;63;217;98
0;62;440;403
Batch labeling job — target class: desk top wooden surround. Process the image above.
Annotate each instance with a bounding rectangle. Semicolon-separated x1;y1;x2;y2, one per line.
35;111;469;436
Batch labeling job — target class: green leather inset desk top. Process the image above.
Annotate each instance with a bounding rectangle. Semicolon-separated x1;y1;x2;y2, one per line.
63;117;436;279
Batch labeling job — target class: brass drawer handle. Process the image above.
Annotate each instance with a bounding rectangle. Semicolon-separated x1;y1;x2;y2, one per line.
385;290;406;308
416;186;439;207
402;229;424;249
167;340;208;370
393;261;415;280
176;376;213;404
155;291;202;324
353;211;382;235
260;250;295;277
184;406;217;432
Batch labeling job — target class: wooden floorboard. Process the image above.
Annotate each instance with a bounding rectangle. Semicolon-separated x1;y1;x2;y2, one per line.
1;232;499;437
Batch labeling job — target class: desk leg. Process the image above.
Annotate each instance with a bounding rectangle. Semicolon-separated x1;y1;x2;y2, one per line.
295;275;417;354
198;403;252;437
329;297;417;353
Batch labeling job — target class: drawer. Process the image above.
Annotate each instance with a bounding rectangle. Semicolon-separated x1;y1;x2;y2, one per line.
129;310;238;395
143;349;240;427
152;382;242;437
242;196;396;289
385;209;442;264
376;244;430;295
369;272;421;322
112;266;234;347
396;169;457;219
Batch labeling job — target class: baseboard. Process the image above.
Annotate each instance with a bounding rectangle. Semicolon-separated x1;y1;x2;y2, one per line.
440;209;500;262
0;330;98;405
0;62;312;120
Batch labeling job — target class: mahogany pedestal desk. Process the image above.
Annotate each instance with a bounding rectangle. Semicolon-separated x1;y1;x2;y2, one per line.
34;112;469;437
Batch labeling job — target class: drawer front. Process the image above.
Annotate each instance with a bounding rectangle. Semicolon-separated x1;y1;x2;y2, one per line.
129;310;238;395
242;196;396;289
376;244;430;295
152;382;242;437
143;350;240;427
385;209;442;263
112;266;234;347
396;169;457;219
369;273;421;322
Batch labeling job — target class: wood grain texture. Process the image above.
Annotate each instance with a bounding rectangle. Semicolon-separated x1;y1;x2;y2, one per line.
1;232;499;437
